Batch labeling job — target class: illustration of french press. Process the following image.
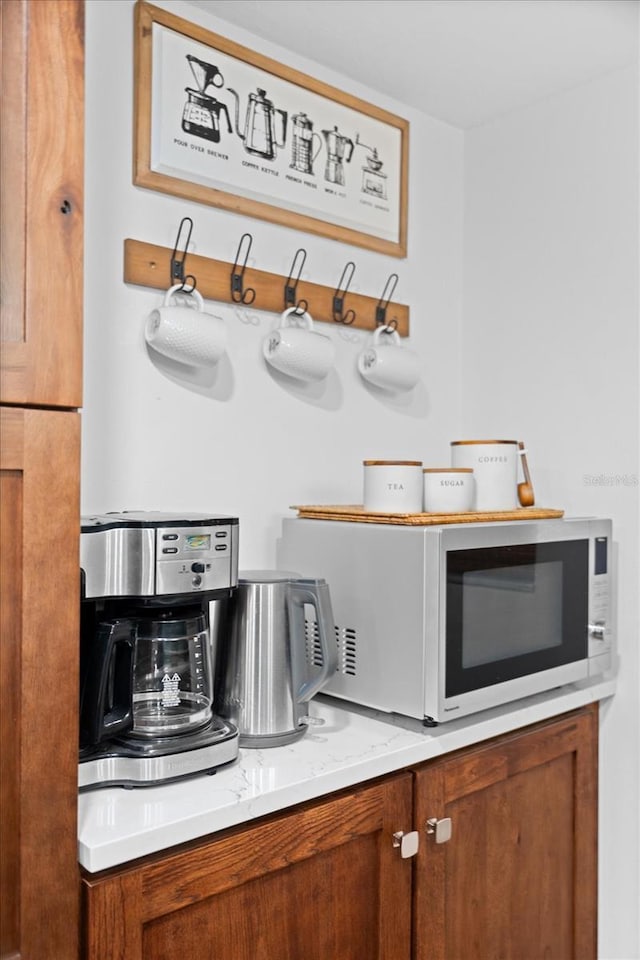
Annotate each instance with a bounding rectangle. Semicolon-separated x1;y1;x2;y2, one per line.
290;112;322;175
322;125;354;186
181;54;232;143
227;86;288;160
354;133;388;200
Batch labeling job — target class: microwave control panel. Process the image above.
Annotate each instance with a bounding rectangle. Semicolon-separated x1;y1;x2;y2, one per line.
588;529;612;671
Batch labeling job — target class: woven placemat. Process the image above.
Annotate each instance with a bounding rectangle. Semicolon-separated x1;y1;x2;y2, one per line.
290;505;565;525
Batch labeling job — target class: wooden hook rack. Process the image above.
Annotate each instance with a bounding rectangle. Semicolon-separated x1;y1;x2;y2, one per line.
123;238;410;336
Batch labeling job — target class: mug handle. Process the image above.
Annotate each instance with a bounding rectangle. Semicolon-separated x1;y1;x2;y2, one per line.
373;325;400;347
280;306;313;330
164;284;204;311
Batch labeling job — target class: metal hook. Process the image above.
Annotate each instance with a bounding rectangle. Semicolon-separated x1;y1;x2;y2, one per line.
375;273;398;327
231;232;256;305
333;261;356;325
170;217;197;292
284;248;308;314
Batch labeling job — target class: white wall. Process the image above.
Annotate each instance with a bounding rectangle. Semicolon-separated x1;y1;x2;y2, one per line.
462;65;640;959
83;3;639;957
82;0;464;566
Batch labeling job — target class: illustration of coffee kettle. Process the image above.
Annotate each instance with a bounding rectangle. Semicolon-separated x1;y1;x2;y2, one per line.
322;125;354;186
227;87;287;160
181;55;232;144
290;112;322;175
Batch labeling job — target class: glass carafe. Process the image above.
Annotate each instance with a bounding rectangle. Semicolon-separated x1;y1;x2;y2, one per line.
131;611;212;738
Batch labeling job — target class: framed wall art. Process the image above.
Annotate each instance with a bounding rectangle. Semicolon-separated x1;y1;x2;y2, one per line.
134;2;409;257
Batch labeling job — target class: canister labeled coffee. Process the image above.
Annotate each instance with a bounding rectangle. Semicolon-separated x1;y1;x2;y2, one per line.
450;440;519;511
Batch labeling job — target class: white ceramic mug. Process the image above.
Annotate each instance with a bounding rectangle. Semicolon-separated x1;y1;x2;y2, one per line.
450;440;519;511
357;327;422;393
363;460;424;513
423;468;475;513
263;307;335;382
145;285;227;366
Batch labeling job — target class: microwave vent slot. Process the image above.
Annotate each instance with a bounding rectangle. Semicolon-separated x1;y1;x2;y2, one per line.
304;618;357;676
337;624;357;676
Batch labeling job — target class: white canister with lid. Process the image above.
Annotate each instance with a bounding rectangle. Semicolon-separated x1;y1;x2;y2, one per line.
363;460;423;513
423;468;474;513
450;440;519;511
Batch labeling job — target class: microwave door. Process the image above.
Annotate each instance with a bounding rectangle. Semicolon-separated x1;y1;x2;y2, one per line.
441;540;589;718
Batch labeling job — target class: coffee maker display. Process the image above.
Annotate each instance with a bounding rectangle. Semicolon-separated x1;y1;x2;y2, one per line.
181;54;232;143
227;86;287;160
79;512;240;790
322;125;354;186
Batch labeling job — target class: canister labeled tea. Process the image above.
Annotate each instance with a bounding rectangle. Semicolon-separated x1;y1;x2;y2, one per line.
363;460;423;513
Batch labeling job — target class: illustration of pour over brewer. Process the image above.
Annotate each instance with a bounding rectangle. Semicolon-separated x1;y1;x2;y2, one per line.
355;133;388;199
79;512;240;789
322;125;354;186
227;86;287;160
290;112;322;174
182;54;232;143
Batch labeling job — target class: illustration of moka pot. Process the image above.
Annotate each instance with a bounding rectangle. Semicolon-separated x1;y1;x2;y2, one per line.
227;87;287;160
181;55;232;143
290;112;322;175
322;125;354;186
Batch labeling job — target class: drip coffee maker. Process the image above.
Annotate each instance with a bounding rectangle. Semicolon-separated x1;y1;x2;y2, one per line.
79;512;240;789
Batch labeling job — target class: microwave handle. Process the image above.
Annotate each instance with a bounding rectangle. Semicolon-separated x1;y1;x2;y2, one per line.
288;580;338;703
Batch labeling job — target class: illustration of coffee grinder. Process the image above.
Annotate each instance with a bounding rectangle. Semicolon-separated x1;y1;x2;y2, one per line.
290;112;322;175
354;133;388;200
181;54;232;143
322;125;354;186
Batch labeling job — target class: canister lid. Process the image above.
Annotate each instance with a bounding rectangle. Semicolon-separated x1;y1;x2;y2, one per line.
450;440;517;446
363;460;423;466
423;467;473;473
238;570;302;583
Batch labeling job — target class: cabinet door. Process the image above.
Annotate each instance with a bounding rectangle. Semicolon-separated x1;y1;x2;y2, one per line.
0;0;83;408
83;773;414;960
0;407;80;959
413;706;598;960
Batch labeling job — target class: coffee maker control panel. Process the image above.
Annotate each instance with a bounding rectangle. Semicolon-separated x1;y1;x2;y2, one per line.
81;513;239;599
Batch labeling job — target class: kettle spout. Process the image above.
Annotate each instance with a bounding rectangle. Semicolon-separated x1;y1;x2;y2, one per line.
226;87;244;140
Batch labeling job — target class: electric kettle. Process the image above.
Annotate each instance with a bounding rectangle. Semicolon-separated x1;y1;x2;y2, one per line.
216;571;338;746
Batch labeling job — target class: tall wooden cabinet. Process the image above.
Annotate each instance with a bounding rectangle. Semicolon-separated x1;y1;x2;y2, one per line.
0;2;84;957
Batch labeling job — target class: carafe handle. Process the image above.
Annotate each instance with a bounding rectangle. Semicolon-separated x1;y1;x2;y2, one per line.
83;620;135;744
288;580;338;703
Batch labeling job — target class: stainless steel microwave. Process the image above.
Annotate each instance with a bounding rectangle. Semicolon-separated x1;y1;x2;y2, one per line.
277;517;614;724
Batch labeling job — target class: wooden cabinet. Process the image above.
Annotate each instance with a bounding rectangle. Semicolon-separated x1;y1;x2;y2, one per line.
82;707;598;960
0;0;83;408
82;773;414;960
0;408;81;959
0;1;83;958
412;704;598;960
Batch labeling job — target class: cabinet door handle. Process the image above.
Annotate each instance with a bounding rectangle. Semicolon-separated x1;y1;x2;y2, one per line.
426;817;452;844
393;830;420;858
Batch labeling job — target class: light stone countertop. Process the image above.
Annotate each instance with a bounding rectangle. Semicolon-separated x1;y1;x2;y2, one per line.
78;676;615;873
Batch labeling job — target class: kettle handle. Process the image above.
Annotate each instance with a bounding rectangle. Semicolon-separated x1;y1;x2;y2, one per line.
288;580;338;703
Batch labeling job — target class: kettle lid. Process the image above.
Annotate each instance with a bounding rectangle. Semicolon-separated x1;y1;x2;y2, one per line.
238;569;302;584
